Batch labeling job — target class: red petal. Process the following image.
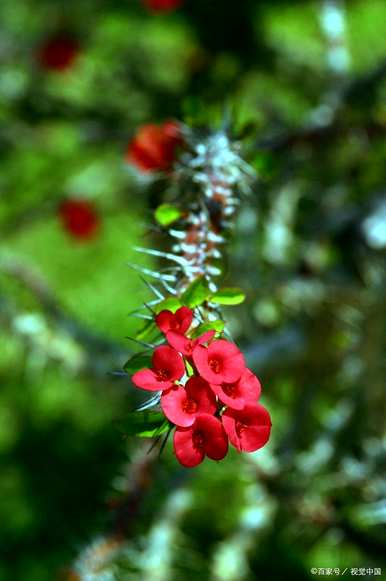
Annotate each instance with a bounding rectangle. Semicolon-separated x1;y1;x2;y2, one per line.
196;330;216;345
174;427;204;467
166;331;191;355
210;383;245;410
220;352;245;383
174;306;193;334
238;369;262;401
185;377;217;414
152;345;185;380
155;310;174;333
221;413;240;450
194;414;228;461
238;425;271;452
222;404;272;452
192;344;215;383
208;339;240;360
192;340;245;384
131;369;172;391
161;386;195;427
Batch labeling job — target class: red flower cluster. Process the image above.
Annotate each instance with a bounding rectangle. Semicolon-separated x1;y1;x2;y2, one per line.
143;0;183;13
126;121;182;173
59;199;100;241
132;306;271;467
37;35;79;72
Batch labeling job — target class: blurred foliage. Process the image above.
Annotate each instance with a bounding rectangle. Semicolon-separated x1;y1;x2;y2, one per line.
0;0;385;580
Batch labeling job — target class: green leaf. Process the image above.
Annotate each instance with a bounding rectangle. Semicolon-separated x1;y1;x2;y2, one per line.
181;276;211;308
190;320;225;338
154;204;182;227
210;288;246;305
124;352;152;374
185;359;194;376
118;412;170;438
154;297;181;314
138;420;170;438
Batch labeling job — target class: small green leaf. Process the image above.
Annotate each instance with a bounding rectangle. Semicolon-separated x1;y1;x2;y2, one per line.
190;320;225;338
124;352;152;374
138;420;170;438
181;276;211;308
118;412;170;438
210;288;246;305
154;297;181;314
155;204;182;227
185;359;194;376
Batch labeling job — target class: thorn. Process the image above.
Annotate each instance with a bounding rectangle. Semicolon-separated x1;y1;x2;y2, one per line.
127;263;176;282
127;313;153;320
125;336;155;349
147;435;162;454
159;426;173;458
159;279;178;295
136;392;161;412
168;229;186;240
133;246;189;267
139;276;164;300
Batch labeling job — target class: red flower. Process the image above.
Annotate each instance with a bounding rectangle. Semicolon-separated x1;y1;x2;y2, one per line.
143;0;183;13
210;369;261;410
38;35;79;72
59;199;100;241
131;345;185;391
192;339;245;384
155;306;193;335
174;413;228;467
166;329;215;357
161;376;216;427
222;403;271;453
126;121;182;172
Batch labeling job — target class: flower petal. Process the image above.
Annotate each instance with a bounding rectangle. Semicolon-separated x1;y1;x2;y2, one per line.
174;306;193;334
210;383;245;410
221;413;240;450
193;340;245;384
222;403;272;452
131;369;172;391
161;386;195;427
166;331;191;355
174;426;205;468
196;330;216;345
194;414;228;461
192;344;215;382
218;351;245;383
185;377;217;414
239;369;262;401
155;310;174;334
152;345;185;380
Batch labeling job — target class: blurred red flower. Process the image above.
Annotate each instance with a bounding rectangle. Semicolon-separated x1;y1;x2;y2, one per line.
126;121;182;172
143;0;183;13
38;35;79;72
59;199;100;241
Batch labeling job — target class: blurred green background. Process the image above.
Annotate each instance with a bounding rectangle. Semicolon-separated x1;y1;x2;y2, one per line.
0;0;385;579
